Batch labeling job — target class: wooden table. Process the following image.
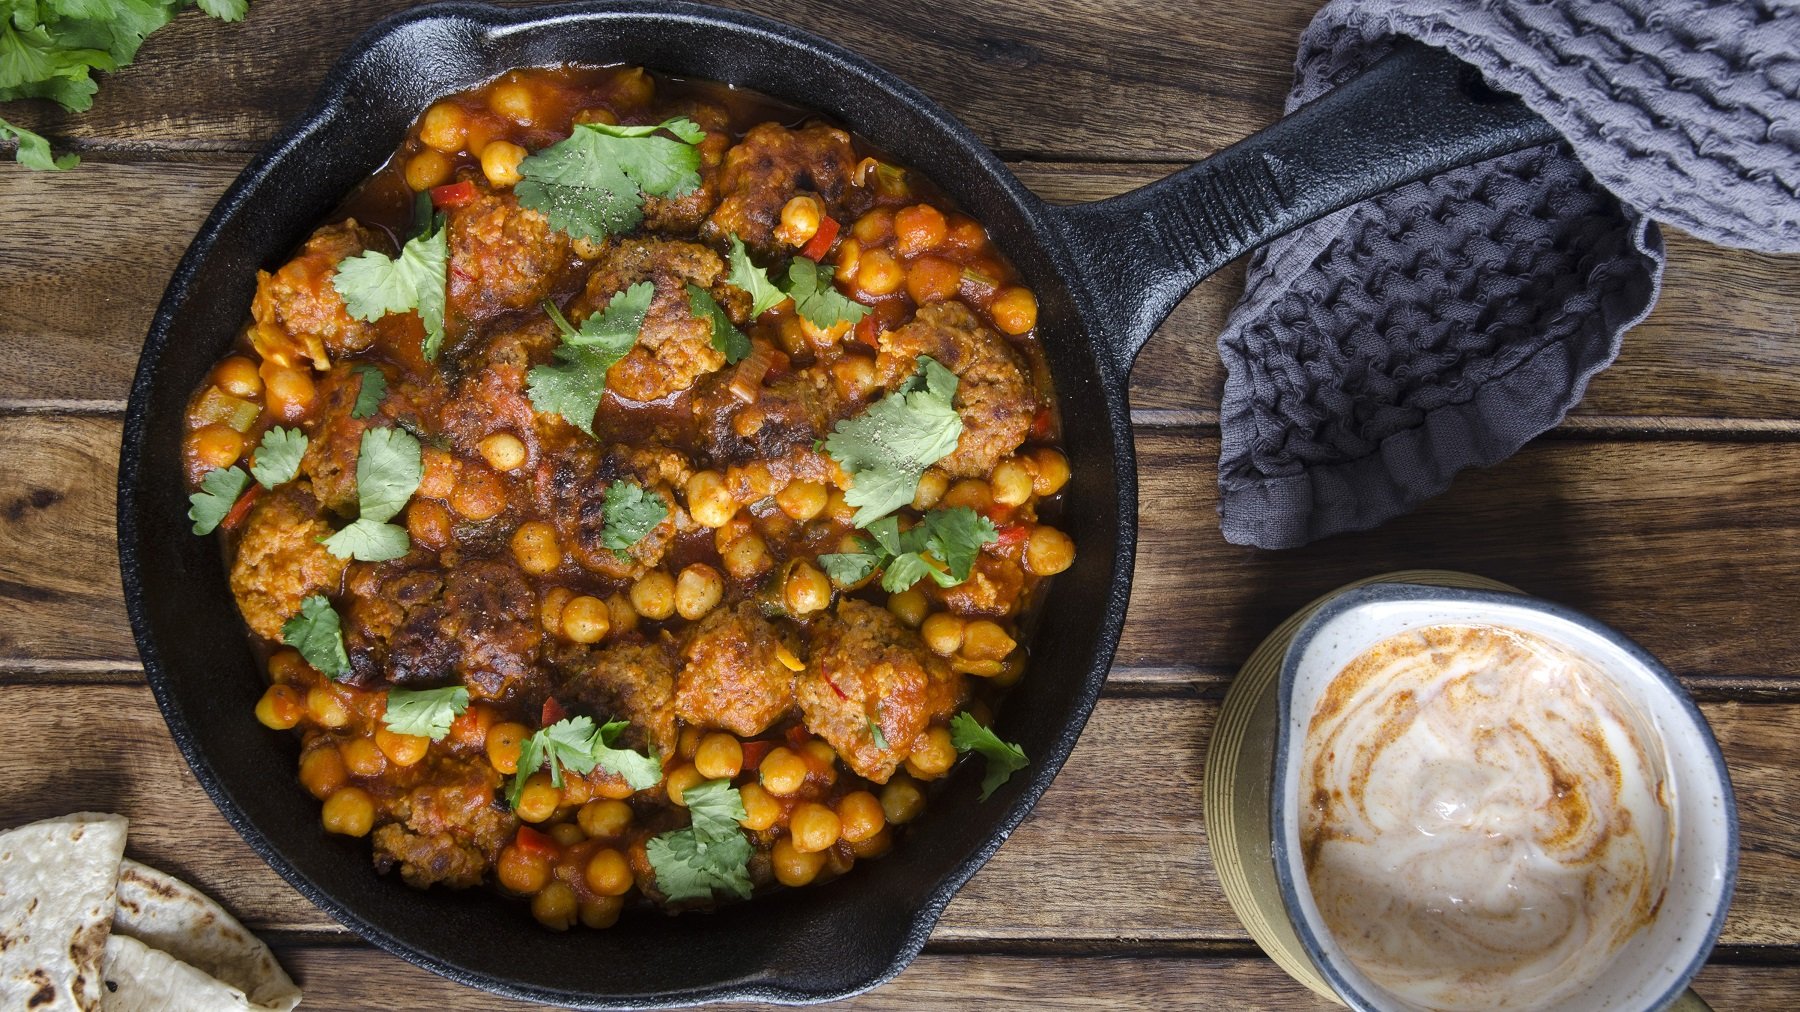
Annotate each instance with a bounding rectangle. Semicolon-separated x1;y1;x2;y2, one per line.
4;1;1799;1007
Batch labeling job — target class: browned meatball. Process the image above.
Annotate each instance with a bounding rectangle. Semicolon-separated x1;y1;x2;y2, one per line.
229;486;349;641
797;599;963;782
373;754;512;889
576;236;728;403
250;220;385;368
875;301;1035;478
440;316;555;461
298;362;445;516
703;122;867;254
693;367;839;467
556;637;682;758
448;181;572;319
674;602;797;736
532;441;688;579
929;553;1025;618
342;557;544;702
641;102;730;234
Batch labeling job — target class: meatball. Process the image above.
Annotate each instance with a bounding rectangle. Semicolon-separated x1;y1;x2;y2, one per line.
341;557;544;702
229;486;349;640
693;366;839;467
641;102;731;234
297;362;445;516
440;316;556;460
556;637;682;758
448;180;572;319
250;219;385;368
533;441;689;579
703;122;867;254
674;602;797;736
372;754;513;889
577;236;729;403
875;301;1035;478
929;553;1025;618
797;599;963;782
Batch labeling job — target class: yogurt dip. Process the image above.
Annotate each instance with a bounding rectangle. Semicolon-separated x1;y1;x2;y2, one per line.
1298;624;1673;1011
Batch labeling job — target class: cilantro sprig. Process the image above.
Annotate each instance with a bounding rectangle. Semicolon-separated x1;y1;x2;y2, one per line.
645;778;753;902
382;685;469;741
949;712;1028;801
526;283;654;437
725;236;786;319
822;356;963;527
722;236;868;329
319;426;422;562
687;284;749;364
601;480;668;556
514;117;706;242
281;593;349;678
349;363;387;419
249;426;307;488
187;465;249;535
819;507;998;593
507;716;662;808
332;214;449;360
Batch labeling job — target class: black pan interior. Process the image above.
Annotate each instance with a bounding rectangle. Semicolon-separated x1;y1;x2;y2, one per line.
119;2;1136;1006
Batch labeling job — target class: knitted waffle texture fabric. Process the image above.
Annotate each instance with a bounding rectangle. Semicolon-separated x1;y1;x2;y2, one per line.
1218;0;1799;549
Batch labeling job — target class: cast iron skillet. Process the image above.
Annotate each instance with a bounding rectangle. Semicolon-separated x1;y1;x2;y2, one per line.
118;3;1555;1007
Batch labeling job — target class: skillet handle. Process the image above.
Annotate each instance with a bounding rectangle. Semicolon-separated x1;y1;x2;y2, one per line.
1055;38;1559;377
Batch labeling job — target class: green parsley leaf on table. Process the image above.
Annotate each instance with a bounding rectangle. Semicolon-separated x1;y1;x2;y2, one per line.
601;480;668;556
949;712;1028;801
526;283;654;437
349;363;387;419
823;356;963;527
331;215;449;360
783;257;869;330
352;426;423;523
248;426;307;488
645;778;753;902
281;594;350;679
686;284;749;364
508;716;661;808
382;685;470;741
0;118;76;171
321;517;411;562
724;236;787;319
187;465;249;535
514;117;705;243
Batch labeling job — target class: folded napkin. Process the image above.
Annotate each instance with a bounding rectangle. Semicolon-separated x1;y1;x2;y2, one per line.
1217;0;1800;548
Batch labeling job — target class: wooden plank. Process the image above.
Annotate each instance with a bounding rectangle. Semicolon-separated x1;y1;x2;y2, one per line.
13;414;1800;683
0;683;1794;948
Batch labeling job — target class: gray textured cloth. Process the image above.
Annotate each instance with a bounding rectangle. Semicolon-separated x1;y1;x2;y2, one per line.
1217;0;1800;549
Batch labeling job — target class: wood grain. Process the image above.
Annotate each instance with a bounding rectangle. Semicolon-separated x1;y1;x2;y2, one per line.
0;683;1794;950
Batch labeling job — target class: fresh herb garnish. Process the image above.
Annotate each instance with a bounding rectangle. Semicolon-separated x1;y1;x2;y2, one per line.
724;236;786;319
820;508;998;592
187;465;249;535
601;480;668;556
783;257;869;329
514;116;706;242
281;593;349;678
867;720;889;750
686;284;749;364
248;426;307;488
822;356;963;527
526;283;654;437
320;426;421;562
645;778;753;902
321;518;410;561
381;685;469;740
949;712;1027;801
331;214;449;360
508;716;662;808
349;363;387;419
817;550;879;587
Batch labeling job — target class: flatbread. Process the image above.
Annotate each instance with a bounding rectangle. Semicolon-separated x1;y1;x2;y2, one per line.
100;934;261;1011
0;812;129;1011
111;859;300;1012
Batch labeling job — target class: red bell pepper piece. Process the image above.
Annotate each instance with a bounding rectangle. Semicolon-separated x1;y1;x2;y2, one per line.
854;313;883;349
541;696;567;727
799;214;840;261
785;724;814;749
739;739;775;771
514;824;558;858
220;484;262;531
429;180;477;209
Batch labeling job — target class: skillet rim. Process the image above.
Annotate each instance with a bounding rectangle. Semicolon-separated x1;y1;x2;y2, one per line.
118;1;1139;1006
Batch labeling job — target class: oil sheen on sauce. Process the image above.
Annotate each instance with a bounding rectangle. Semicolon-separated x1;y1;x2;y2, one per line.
1298;625;1673;1011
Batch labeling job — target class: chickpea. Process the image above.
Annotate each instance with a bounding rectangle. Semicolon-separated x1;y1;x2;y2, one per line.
887;587;929;627
254;684;304;730
375;727;429;767
801;739;838;776
825;489;858;524
831;354;877;402
905;726;957;779
416;447;456;499
306;685;350;727
849;828;893;859
1030;447;1071;496
419;102;467;153
299;745;348;799
487;81;538;125
532;882;578;930
267;649;310;683
857;249;904;297
683;727;705;759
263;365;315;421
321;787;375;837
560;596;610;644
605;593;639;635
990;458;1035;507
921;613;966;656
722;534;772;580
990;286;1039;335
611;66;655;106
906;256;961;304
189;424;244;470
572;106;618;127
514;772;561;823
497;844;550;894
478;431;527;471
784;561;831;616
946;215;989;250
584;848;634;897
450;466;508;521
480;140;527;188
340;736;387;778
962;620;1017;661
540;586;573;637
881;775;926;824
404;148;452;191
893;204;947;258
772;836;826;887
665;764;704;806
694;733;743;780
486;721;531;774
834;238;862;282
942;478;992;511
407;499;454;552
578;799;633;839
509;521;562;576
788;802;842;853
448;703;496;750
213;356;262;399
850;208;893;244
760;747;808;796
674;564;724;621
776;194;823;248
911;469;948;511
1025;525;1076;576
739;783;781;831
836;791;886;843
580;895;624;929
685;470;737;528
775;481;828;521
548;821;586;847
630;570;677;621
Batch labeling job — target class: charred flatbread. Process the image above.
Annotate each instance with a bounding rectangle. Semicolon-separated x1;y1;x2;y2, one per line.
109;858;299;1011
0;813;128;1011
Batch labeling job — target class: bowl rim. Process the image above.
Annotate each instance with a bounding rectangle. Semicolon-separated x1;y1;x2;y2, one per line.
1267;582;1739;1012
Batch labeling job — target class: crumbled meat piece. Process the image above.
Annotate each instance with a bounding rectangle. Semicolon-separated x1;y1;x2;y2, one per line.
929;553;1025;618
693;367;839;467
342;557;544;702
448;180;572;319
371;754;513;889
674;602;797;736
703;123;867;254
576;236;729;402
439;316;556;460
297;361;445;516
797;599;963;782
875;301;1035;478
229;486;349;640
556;637;682;757
532;441;690;579
250;219;385;368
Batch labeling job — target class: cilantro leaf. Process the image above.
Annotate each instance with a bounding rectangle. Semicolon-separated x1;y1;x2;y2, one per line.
331;216;448;360
950;712;1028;801
281;593;349;678
349;363;387;419
783;257;868;330
867;719;889;750
249;426;307;488
602;480;668;555
321;517;411;561
646;778;753;902
382;685;469;740
526;284;653;437
919;506;999;582
514;117;705;243
724;235;786;318
508;715;660;808
187;465;248;535
687;284;749;364
0;116;76;170
818;550;879;587
823;356;963;526
594;718;664;791
353;426;423;524
194;0;250;22
881;551;955;593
